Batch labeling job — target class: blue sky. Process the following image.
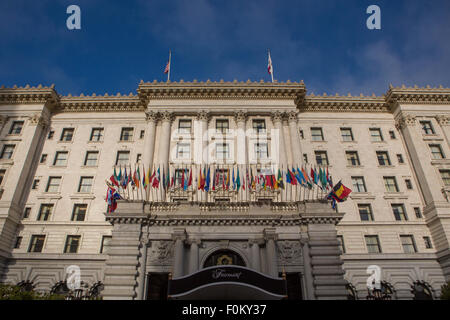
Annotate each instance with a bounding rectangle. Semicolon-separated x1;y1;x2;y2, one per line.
1;0;449;96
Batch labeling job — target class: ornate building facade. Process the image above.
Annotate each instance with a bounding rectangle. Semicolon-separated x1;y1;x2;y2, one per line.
0;80;449;300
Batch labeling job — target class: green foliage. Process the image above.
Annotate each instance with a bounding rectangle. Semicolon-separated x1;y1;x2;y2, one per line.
441;282;450;300
0;284;65;300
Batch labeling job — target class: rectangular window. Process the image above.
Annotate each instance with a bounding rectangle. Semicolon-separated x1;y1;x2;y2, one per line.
216;143;230;160
384;176;399;192
53;151;68;166
369;128;383;142
14;236;22;249
116;151;130;165
40;154;47;164
351;176;367;192
28;235;45;253
1;144;15;159
84;151;99;166
420;121;435;135
311;128;324;141
429;144;445;159
176;143;190;159
389;130;396;139
45;176;61;193
120;128;134;141
255;143;269;159
32;179;40;190
392;204;408;221
23;207;31;219
136;153;142;163
346;151;360;166
140;130;145;139
78;177;93;193
414;207;422;218
253;119;266;133
9;121;24;135
178;119;192;134
315;151;329;165
377;151;391;166
47;130;54;139
365;235;381;253
303;154;308;163
400;235;417;253
397;154;404;164
358;204;374;221
340;128;354;141
90;128;104;142
440;170;450;186
405;179;413;190
37;204;53;221
71;204;87;221
337;235;345;254
216;119;229;134
0;169;5;185
60;128;74;141
100;236;112;254
299;129;304;139
424;236;433;249
64;235;81;254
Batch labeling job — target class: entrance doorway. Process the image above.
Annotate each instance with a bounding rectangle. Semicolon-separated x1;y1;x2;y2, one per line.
146;273;169;300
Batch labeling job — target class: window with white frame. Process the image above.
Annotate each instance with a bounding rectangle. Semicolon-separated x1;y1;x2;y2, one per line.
178;119;192;134
9;121;24;135
255;143;269;159
0;145;15;159
352;176;367;192
253;119;266;133
384;176;399;192
78;177;93;193
429;144;444;159
440;170;450;186
60;128;74;142
420;121;434;135
358;204;374;221
28;235;45;253
365;235;381;253
64;235;81;253
216;119;229;134
84;151;99;166
176;143;190;159
391;204;408;221
116;151;130;165
37;204;53;221
377;151;391;166
340;128;354;141
369;128;383;142
315;151;329;165
45;177;61;193
400;235;417;253
216;143;230;160
120;128;133;141
346;151;360;166
53;151;68;166
90;128;104;141
311;127;324;141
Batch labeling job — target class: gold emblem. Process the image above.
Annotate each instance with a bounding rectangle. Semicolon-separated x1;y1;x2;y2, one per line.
216;254;233;265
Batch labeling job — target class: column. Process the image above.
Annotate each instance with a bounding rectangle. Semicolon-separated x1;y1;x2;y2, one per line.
196;111;210;202
271;112;288;201
301;238;315;300
250;239;262;272
235;110;248;201
136;238;149;300
188;239;201;274
264;228;278;277
288;111;302;167
172;228;186;278
143;111;158;171
158;111;173;201
0;115;8;135
436;115;450;149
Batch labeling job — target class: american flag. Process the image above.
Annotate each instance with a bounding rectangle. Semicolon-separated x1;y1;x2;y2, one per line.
164;60;170;74
267;52;273;74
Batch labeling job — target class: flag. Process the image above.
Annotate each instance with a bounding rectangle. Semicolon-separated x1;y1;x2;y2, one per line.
118;167;123;185
142;167;147;189
122;167;128;189
114;167;119;182
326;167;333;188
198;167;202;190
205;167;211;192
232;168;236;190
288;168;297;185
146;167;152;188
152;167;160;188
236;168;241;191
327;181;352;203
188;168;192;188
110;175;119;187
277;169;284;189
286;170;292;184
268;50;274;82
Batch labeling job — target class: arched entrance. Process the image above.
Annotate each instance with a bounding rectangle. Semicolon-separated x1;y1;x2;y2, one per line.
203;249;246;268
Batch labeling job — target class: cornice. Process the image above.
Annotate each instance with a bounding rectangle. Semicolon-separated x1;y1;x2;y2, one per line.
0;84;59;108
58;93;144;112
386;84;450;110
302;93;388;113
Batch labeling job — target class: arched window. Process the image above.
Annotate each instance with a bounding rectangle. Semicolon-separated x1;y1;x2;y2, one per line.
17;280;34;292
346;283;358;300
412;281;433;300
203;249;245;268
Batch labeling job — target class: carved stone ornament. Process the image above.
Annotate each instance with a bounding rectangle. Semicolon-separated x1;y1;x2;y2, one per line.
28;113;49;128
145;110;158;122
160;111;174;123
287;111;298;122
435;115;450;126
277;240;302;264
234;110;247;123
196;110;211;122
148;240;174;265
395;114;416;130
270;111;284;123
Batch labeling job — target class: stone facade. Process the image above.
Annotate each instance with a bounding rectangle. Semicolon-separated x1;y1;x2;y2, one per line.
0;81;449;299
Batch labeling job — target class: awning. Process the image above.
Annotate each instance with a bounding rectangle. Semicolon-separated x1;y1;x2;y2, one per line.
168;265;287;300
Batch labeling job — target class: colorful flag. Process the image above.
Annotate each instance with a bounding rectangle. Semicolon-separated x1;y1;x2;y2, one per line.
327;181;352;202
277;169;284;189
205;167;211;192
236;168;241;191
110;175;119;187
188;168;192;188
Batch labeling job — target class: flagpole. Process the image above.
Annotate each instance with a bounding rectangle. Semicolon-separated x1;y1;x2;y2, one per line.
268;49;274;83
167;50;171;82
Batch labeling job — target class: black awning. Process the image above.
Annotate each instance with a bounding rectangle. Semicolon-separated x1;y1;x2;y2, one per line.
168;265;287;300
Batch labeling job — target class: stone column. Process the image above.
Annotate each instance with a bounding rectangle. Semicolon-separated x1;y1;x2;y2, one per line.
435;115;450;149
250;239;262;272
158;111;173;201
196;111;210;202
188;239;201;274
301;238;315;300
172;228;186;278
264;228;278;277
235;110;248;201
271;112;288;201
136;238;149;300
288;111;302;167
143;111;158;170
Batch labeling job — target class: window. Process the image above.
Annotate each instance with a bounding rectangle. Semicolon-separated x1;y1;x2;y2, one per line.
369;128;383;142
60;128;74;141
136;154;142;163
28;235;45;253
358;204;374;221
311;128;324;141
346;151;360;166
429;144;444;159
174;169;184;186
405;179;413;190
14;236;22;249
389;130;396;139
116;151;130;165
100;236;112;254
9;121;24;134
216;119;229;134
253;119;266;133
400;235;417;253
0;169;6;185
23;207;31;219
40;154;47;164
255;143;269;159
392;204;408;221
84;151;99;166
337;235;345;254
384;176;399;192
176;143;190;159
140;130;145;139
37;204;53;221
53;151;68;166
340;128;354;141
216;143;229;160
303;154;308;163
414;207;422;218
120;128;133;141
1;145;15;159
299;129;304;139
90;128;104;141
352;176;367;192
78;177;93;193
365;235;381;253
45;177;61;193
71;204;87;221
315;151;329;165
32;179;40;190
178;119;192;134
397;154;404;164
420;121;435;135
47;130;54;139
440;170;450;186
64;235;81;253
377;151;391;166
424;236;433;249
